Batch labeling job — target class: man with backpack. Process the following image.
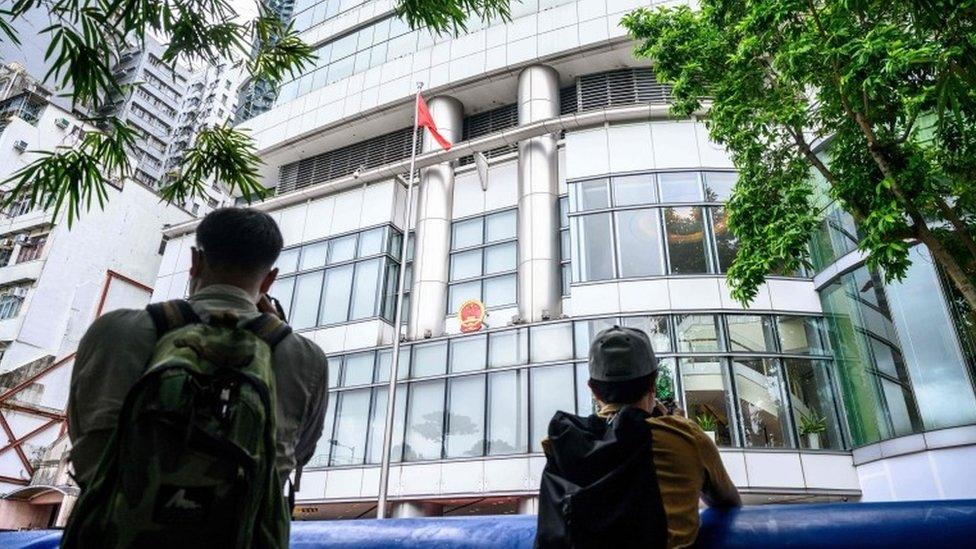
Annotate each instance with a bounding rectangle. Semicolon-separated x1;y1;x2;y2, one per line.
65;208;328;548
536;326;740;549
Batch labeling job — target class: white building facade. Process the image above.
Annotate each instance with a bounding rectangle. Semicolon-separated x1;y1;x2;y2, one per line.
152;0;976;518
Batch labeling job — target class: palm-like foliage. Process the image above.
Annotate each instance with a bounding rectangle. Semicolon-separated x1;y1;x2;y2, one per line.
0;0;510;224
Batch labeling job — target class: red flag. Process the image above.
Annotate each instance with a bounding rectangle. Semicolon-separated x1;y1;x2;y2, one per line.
417;94;451;150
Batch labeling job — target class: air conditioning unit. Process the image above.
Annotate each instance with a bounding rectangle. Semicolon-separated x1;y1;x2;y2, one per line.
13;140;28;152
55;117;70;129
13;233;29;245
10;286;29;299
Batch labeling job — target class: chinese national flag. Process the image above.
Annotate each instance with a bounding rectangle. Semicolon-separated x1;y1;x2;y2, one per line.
417;94;452;150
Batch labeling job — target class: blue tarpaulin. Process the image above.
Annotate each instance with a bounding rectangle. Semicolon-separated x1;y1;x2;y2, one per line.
3;499;975;548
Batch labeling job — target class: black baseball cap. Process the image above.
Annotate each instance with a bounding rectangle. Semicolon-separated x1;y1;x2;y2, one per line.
588;326;658;382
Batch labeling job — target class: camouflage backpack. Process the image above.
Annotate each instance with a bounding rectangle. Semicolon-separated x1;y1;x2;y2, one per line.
63;300;293;548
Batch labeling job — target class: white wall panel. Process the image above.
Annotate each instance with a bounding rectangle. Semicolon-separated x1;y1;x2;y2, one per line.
801;453;860;491
485;161;519;211
303;197;336;242
718;451;749;485
330;188;365;234
360;181;396;227
766;279;822;313
484;458;531;492
668;278;722;310
569;283;620;316
607;123;654;174
618;279;671;312
278;204;308;247
440;461;486;493
295;471;328;500
695;123;734;168
324;468;364;499
651;121;700;168
399;463;442;496
744;452;805;489
565;127;610;179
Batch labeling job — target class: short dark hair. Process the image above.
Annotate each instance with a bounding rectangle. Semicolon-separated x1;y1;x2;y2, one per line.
196;208;283;277
589;372;658;405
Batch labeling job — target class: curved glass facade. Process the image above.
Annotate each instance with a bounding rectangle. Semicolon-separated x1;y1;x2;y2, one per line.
306;312;844;469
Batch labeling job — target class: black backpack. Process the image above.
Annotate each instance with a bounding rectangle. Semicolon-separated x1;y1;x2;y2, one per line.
535;406;668;549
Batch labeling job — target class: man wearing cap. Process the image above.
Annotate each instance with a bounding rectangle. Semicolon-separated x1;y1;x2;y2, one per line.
535;326;740;549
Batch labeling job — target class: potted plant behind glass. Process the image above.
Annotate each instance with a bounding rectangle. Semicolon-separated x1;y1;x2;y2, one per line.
696;413;718;443
798;413;827;449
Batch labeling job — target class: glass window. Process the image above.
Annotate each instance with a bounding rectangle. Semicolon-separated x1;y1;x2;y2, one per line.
452;218;483;249
320;264;354;324
358;227;385;257
530;364;576;451
485;210;517;242
342;352;374;386
726;315;776;353
329;234;358;264
403;380;445;461
680;357;734;446
615;209;664;277
731;358;790;448
621;316;672;353
665;207;710;274
783;359;844;450
574;213;615;281
658;172;702;202
574;318;619;359
489;328;528;368
269;277;295;320
612;174;656;206
656;358;677;403
574;179;610;211
451;249;482;280
711;207;737;273
412;341;447;377
308;395;337;467
484;275;516;308
575;362;595;415
559;196;569;228
488;369;528;455
448;280;481;313
328;361;340;388
350;259;381;319
330;388;371;465
778;316;826;355
291;271;324;329
675;315;722;352
484;242;517;274
703;171;737;201
300;242;328;270
530;323;574;363
276;248;300;274
445;375;486;458
365;387;390;464
451;335;487;373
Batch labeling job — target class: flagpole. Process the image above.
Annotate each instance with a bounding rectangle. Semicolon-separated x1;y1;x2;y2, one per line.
376;82;423;519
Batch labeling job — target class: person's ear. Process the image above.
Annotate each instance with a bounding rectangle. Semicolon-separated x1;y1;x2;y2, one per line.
259;267;279;295
189;246;204;277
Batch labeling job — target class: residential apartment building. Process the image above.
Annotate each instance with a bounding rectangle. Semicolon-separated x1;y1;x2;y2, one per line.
236;0;299;122
0;86;191;507
148;0;976;518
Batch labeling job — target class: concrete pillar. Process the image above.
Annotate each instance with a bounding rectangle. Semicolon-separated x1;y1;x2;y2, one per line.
517;65;562;322
409;96;463;339
391;501;444;518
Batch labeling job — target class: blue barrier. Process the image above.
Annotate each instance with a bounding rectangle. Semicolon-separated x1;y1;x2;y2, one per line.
3;499;975;548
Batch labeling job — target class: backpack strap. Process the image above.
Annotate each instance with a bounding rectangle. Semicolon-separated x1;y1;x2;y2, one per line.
146;299;201;336
241;313;293;350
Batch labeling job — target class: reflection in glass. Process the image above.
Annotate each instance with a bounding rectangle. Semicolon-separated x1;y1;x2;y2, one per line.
711;207;737;273
488;370;528;454
731;358;789;448
783;359;843;450
485;210;517;242
621;316;672;353
329;234;358;264
530;323;575;363
665;207;710;273
656;358;677;402
679;357;734;446
658;172;702;202
575;178;610;210
778;316;826;355
365;387;388;464
445;375;486;457
675;315;721;352
451;335;487;373
350;259;381;319
489;329;528;368
412;341;447;377
703;172;737;201
530;364;576;451
330;389;370;465
291;271;324;329
309;396;337;467
319;264;353;324
726;315;776;352
404;380;445;461
612;174;656;206
342;352;374;386
615;209;664;277
574;213;615;281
